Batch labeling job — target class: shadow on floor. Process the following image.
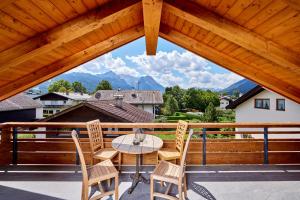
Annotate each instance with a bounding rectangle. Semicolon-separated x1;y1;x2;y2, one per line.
190;183;217;200
0;185;64;200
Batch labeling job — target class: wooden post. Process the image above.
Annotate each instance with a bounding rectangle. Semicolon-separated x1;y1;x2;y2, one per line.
264;127;269;164
12;128;18;165
202;128;206;165
0;127;12;165
75;128;80;165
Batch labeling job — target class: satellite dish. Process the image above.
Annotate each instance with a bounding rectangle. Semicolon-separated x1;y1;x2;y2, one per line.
95;92;101;99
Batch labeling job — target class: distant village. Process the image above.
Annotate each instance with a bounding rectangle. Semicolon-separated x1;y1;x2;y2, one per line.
1;78;299;139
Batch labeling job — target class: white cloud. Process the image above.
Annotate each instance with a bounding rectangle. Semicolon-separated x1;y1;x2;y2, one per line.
69;53;140;76
69;50;242;89
126;50;242;89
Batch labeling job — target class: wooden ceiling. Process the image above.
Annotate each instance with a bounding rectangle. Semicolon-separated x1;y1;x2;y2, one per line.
0;0;299;103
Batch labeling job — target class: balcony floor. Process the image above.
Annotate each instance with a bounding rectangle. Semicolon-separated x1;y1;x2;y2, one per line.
1;165;300;200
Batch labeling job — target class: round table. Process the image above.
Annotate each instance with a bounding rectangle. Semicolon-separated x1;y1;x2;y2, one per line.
112;134;163;194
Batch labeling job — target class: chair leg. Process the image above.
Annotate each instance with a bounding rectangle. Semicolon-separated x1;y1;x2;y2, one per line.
183;176;187;198
115;175;119;200
178;183;183;200
150;176;154;200
108;178;111;187
82;183;88;200
118;152;121;171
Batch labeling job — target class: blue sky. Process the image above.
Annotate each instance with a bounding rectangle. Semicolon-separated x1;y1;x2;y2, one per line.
70;37;242;89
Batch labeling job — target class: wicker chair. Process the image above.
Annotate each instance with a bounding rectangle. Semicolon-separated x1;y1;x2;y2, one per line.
86;119;121;170
71;130;119;200
157;120;188;164
150;129;193;200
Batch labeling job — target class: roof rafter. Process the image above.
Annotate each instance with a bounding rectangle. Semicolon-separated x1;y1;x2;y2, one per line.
0;0;142;72
283;0;300;11
159;24;300;103
0;0;16;9
164;0;300;70
0;25;144;100
142;0;163;55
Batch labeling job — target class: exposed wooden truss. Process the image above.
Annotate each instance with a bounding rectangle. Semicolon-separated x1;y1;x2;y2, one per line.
0;0;299;103
0;25;144;100
142;0;163;55
164;0;300;70
160;25;300;103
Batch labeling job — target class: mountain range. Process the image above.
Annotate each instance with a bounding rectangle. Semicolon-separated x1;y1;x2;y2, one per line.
36;71;165;93
222;79;257;95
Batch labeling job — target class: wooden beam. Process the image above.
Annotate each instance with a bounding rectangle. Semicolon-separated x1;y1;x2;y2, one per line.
0;25;144;101
159;25;300;103
164;0;300;70
142;0;163;55
283;0;300;11
0;0;141;72
0;0;16;9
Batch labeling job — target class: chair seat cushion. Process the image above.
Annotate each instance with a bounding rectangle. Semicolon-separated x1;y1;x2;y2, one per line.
88;159;118;184
158;149;180;160
93;148;118;160
152;160;180;184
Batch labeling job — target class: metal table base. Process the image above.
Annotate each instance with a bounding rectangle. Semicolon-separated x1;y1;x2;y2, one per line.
128;154;150;194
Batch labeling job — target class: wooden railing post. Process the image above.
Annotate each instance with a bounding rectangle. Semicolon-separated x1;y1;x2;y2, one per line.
202;128;206;165
0;127;12;165
263;127;269;164
12;128;18;165
75;128;80;165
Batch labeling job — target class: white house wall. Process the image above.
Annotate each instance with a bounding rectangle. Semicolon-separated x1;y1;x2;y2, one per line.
235;90;300;139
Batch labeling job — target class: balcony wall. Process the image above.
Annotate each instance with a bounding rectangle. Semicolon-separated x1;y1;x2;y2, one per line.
0;122;300;166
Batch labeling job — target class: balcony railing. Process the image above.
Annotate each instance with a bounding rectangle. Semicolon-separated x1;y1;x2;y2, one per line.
0;122;300;166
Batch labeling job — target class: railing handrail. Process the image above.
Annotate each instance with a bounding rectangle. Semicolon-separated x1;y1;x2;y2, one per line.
1;121;300;129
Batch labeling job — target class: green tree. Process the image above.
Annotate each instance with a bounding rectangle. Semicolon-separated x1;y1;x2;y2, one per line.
72;81;87;93
203;102;218;122
48;80;72;92
95;80;112;91
164;85;186;110
163;95;179;116
183;88;201;110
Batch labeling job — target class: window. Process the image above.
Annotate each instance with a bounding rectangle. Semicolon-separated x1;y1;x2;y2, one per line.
276;99;285;111
255;99;270;109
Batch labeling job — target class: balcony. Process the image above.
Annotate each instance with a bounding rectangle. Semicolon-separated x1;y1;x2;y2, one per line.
0;122;300;199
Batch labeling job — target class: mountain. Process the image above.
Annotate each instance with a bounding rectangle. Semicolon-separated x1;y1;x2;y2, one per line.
119;74;139;88
36;71;164;93
222;79;257;95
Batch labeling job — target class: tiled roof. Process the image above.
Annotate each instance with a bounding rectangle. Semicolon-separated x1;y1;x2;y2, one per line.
42;100;153;123
90;90;163;105
0;93;42;112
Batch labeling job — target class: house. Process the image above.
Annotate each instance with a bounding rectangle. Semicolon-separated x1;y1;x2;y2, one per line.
90;90;163;117
42;99;153;123
33;92;90;117
226;85;300;139
219;96;232;110
0;93;43;123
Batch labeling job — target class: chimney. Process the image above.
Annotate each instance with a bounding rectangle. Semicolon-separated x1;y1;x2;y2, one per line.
113;94;124;108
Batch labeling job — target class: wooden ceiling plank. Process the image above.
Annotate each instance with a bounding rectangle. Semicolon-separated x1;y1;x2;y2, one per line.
283;0;300;11
159;25;300;103
164;0;300;71
0;25;144;100
0;0;141;71
0;10;36;37
33;0;68;24
142;0;163;55
0;0;16;9
15;0;58;28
